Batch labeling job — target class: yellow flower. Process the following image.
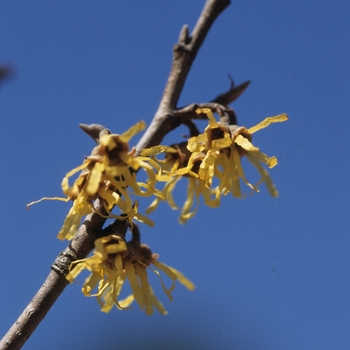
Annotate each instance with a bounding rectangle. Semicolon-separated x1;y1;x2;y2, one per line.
28;121;166;240
144;108;287;223
66;230;195;315
143;143;220;224
185;108;288;197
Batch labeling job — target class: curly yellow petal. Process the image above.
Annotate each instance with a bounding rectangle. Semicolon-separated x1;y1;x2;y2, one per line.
140;145;177;157
119;120;146;143
86;162;104;195
168;266;196;291
196;107;218;129
124;260;145;307
247;113;288;134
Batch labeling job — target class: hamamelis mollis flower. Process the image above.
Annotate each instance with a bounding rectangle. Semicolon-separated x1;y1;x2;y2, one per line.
186;108;288;198
66;231;195;315
27;121;166;240
144;108;287;223
142;143;220;224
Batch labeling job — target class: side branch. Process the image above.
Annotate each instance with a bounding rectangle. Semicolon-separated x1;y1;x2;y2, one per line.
161;0;231;111
173;79;251;125
136;0;230;152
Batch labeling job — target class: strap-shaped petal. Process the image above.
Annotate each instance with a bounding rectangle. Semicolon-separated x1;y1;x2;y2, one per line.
119;120;146;143
248;113;288;134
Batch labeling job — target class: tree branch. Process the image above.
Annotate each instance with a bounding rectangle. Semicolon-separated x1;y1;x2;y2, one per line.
0;1;232;348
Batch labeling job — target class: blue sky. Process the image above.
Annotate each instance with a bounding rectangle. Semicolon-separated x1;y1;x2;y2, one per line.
1;1;350;349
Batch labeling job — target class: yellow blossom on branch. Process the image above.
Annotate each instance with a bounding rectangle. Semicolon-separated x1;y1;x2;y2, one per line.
143;143;221;224
27;121;166;240
187;108;288;197
143;108;287;223
66;230;195;315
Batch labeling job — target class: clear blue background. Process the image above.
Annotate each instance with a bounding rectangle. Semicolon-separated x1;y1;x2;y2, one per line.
1;1;349;349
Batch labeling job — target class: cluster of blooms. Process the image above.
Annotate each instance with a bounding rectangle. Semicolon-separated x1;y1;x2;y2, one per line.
144;108;288;223
28;108;287;234
29;121;165;239
66;227;195;315
28;107;286;314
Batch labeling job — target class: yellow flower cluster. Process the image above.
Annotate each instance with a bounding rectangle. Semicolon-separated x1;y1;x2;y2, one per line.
26;109;286;315
28;108;287;235
28;122;166;240
144;108;288;223
66;233;195;315
57;121;169;239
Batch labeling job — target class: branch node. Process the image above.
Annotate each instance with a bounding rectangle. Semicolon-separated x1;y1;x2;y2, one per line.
51;251;77;277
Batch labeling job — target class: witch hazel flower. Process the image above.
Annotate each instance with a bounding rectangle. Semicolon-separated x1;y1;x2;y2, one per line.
143;108;288;223
66;225;195;315
27;121;166;240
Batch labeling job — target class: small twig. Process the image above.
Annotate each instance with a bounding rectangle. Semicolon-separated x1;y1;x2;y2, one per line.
212;77;250;106
135;0;231;152
173;102;230;120
163;77;250;126
79;123;111;143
